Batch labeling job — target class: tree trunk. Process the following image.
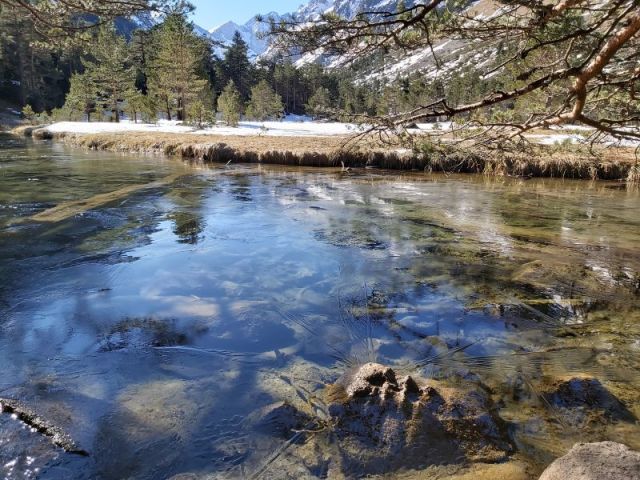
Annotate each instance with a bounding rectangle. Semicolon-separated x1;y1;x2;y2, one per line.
16;33;27;106
177;97;184;121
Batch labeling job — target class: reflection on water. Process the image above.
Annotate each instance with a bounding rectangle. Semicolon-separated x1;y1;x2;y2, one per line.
1;136;639;479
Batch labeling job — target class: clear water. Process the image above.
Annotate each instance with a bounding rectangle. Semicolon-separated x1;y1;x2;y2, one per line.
1;135;639;479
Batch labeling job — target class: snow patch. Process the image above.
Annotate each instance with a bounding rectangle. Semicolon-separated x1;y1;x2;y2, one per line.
44;118;362;137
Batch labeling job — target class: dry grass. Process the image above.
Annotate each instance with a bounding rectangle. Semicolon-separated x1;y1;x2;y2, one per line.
627;162;640;182
424;147;637;180
51;131;351;155
43;131;640;181
48;131;383;168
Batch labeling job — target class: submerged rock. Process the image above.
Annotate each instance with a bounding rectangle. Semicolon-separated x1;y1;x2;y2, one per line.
97;317;191;352
539;442;640;480
252;401;314;439
541;376;635;424
0;398;87;456
324;363;513;475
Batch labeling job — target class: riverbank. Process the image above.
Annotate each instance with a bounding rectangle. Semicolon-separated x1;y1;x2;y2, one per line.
21;122;640;181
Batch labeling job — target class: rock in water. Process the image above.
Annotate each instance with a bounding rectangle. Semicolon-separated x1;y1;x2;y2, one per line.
539;442;640;480
541;377;636;425
324;363;513;476
252;401;314;439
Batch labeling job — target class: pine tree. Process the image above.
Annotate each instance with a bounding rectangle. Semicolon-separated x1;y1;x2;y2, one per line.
128;93;158;123
82;26;135;122
130;29;152;93
338;79;363;116
188;99;213;128
124;88;148;123
0;6;74;111
21;104;36;124
148;14;210;121
305;87;332;118
246;80;284;121
188;89;215;127
4;0;185;39
273;62;304;114
217;31;254;101
64;73;96;121
217;80;243;127
147;72;173;120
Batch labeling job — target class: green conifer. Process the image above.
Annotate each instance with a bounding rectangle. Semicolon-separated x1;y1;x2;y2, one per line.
246;80;284;121
82;26;135;122
148;14;210;121
64;73;96;121
305;87;332;118
217;80;243;127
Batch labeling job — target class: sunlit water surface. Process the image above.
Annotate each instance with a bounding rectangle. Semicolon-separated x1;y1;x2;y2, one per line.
1;135;639;479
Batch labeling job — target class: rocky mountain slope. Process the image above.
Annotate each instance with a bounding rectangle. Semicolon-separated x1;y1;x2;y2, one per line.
207;0;420;60
207;14;278;58
131;0;493;82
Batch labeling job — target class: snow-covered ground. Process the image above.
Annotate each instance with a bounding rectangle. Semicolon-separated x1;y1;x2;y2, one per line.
43;118;457;138
41;118;639;147
45;118;364;137
526;133;586;145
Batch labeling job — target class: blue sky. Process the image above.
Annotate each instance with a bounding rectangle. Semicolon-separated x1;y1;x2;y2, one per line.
190;0;303;29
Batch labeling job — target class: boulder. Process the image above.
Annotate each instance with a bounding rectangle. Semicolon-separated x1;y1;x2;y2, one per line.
541;377;635;424
539;442;640;480
324;362;513;475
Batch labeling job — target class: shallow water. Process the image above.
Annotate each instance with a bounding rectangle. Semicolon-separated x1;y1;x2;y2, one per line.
1;135;639;479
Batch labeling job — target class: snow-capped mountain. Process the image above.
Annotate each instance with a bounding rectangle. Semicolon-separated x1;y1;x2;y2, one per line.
130;10;163;30
130;0;424;66
293;0;415;21
208;12;281;58
207;0;419;60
